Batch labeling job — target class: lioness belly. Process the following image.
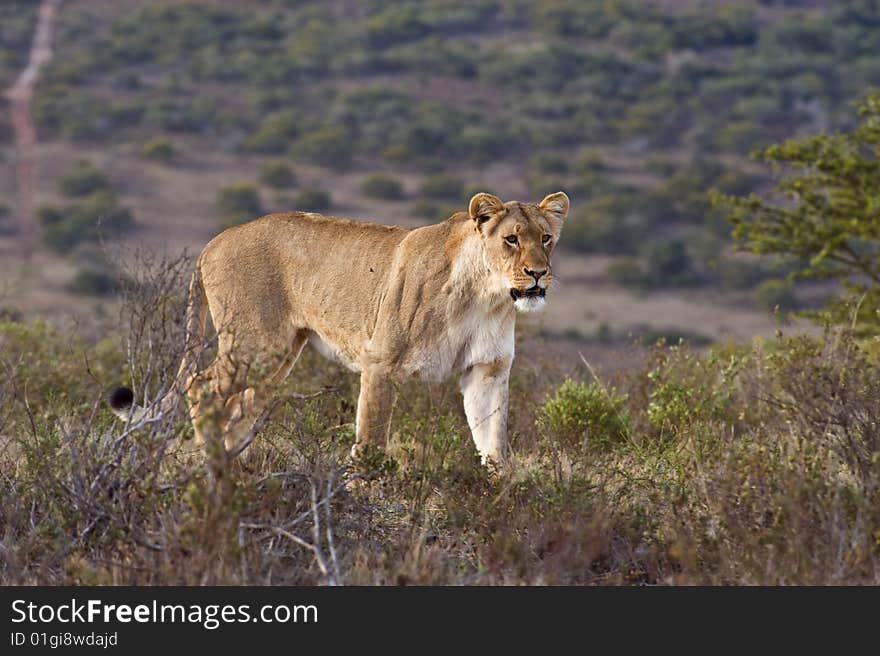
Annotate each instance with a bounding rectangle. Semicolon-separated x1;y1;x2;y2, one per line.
307;329;361;372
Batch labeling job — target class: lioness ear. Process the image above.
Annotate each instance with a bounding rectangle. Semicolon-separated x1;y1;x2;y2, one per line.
539;191;570;219
468;192;505;225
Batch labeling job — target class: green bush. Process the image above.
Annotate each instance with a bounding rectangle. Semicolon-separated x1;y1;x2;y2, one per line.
642;241;695;286
361;174;404;200
143;95;217;134
258;161;297;189
410;200;460;222
216;182;264;226
66;267;120;297
572;150;605;175
58;160;111;198
40;191;134;252
605;257;647;288
418;173;465;201
290;125;353;169
295;187;331;212
717;257;770;290
530;152;570;175
244;110;301;154
537;379;630;453
365;6;430;49
141;136;175;162
565;194;647;254
644;346;742;439
753;278;797;312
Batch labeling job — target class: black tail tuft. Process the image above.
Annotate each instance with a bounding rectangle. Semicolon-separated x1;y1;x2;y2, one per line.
108;386;134;411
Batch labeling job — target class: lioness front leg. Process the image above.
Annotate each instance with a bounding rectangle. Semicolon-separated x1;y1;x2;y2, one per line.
351;366;394;459
460;357;512;469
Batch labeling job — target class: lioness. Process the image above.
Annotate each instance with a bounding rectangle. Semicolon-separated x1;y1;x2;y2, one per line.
109;191;568;469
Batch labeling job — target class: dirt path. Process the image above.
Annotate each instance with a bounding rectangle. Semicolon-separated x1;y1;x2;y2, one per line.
4;0;63;259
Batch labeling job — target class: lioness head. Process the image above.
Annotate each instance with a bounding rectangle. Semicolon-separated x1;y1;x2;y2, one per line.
468;191;569;312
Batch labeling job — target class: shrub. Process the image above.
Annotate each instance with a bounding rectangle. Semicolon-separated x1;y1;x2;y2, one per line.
457;125;510;163
290;125;353;169
717;257;770;290
530;152;570;175
58;160;111;197
243;110;301;154
40;191;134;252
365;6;430;49
360;174;404;200
753;278;797;312
141;136;175;162
418;173;465;201
410;200;460;222
144;96;217;134
572;149;606;175
216;182;264;226
642;241;694;286
643;346;742;440
537;379;630;453
66;267;120;297
605;257;647;288
258;161;297;189
295;187;331;212
565;195;646;254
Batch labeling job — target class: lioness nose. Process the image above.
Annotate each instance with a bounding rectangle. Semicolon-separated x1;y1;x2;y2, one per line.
524;267;547;280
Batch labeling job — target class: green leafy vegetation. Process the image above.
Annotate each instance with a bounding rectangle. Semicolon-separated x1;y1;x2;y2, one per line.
39;160;134;252
361;174;404;200
753;278;797;313
141;136;175;162
536;379;630;453
418;173;465;201
216;182;264;227
258;160;298;189
295;187;331;212
14;0;880;299
58;159;111;197
717;91;880;335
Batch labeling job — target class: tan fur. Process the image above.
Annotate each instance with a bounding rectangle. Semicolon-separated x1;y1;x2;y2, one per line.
117;192;569;468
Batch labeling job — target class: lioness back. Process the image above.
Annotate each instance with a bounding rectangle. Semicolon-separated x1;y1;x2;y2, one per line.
199;211;410;358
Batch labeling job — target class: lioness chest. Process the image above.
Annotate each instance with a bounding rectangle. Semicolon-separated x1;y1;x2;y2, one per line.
395;302;515;382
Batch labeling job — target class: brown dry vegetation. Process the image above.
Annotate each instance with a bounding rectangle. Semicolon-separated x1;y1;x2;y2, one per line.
1;254;878;585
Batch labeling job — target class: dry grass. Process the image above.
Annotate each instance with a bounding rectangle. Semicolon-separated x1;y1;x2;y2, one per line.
0;255;878;585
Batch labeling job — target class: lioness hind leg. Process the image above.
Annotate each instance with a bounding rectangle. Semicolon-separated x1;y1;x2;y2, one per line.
186;357;238;448
188;329;309;453
351;367;394;459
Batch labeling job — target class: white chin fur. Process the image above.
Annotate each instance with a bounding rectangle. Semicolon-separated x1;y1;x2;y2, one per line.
514;296;546;313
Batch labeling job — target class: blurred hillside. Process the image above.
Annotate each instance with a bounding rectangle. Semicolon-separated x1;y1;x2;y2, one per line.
2;0;879;354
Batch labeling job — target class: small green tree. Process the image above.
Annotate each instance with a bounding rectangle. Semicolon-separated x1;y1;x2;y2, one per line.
714;91;880;335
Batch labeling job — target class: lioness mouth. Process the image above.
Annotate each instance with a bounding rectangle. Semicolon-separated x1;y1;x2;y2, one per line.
510;287;546;300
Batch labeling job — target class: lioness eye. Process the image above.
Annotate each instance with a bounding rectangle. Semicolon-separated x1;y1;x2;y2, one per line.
542;234;552;244
505;235;518;245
